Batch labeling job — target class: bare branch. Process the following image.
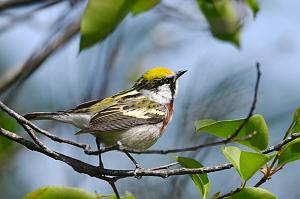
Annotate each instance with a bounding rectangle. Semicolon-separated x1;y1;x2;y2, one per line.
0;127;234;178
1;100;300;180
109;182;120;199
0;17;80;94
0;101;90;150
84;131;256;155
225;62;261;140
261;132;300;154
0;0;63;34
0;0;64;11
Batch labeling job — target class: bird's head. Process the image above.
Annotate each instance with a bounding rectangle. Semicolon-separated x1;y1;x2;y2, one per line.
133;67;187;104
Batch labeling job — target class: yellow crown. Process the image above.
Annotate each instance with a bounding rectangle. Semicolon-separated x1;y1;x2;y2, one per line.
142;67;175;81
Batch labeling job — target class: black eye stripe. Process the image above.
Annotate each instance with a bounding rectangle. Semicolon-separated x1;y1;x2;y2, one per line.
134;77;176;91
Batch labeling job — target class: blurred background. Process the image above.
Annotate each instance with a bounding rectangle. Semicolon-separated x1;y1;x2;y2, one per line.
0;0;300;198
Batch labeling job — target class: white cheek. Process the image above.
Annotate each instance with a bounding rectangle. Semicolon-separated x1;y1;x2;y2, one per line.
140;84;173;104
174;81;179;98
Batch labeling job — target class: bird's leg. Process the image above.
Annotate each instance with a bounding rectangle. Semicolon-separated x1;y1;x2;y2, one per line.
124;151;143;179
96;138;104;168
124;151;141;169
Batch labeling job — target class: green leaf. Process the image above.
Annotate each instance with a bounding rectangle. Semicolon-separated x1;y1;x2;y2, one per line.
197;0;241;47
176;156;210;199
246;0;259;18
102;191;136;199
277;137;300;167
23;186;98;199
24;187;135;199
221;146;270;181
131;0;160;15
0;111;19;163
293;105;300;122
80;0;136;51
224;187;277;199
195;114;268;151
290;105;300;134
210;192;220;199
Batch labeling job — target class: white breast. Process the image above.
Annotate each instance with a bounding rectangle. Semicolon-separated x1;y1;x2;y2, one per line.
95;123;163;151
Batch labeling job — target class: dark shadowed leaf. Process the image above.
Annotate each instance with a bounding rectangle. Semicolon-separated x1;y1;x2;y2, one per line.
246;0;259;17
176;156;210;199
0;111;19;163
80;0;136;51
195;114;268;151
224;187;277;199
277;137;300;167
197;0;241;47
210;192;220;199
222;146;271;181
131;0;160;15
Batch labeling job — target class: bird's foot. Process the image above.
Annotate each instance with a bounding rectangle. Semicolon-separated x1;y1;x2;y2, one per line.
133;164;144;179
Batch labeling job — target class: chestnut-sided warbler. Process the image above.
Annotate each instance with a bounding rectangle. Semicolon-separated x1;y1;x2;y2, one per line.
24;67;186;166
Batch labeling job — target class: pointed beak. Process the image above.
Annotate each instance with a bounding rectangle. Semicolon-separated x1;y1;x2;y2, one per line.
175;70;187;79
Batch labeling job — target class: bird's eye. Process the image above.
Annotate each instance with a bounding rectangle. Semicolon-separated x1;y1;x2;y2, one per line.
165;78;172;84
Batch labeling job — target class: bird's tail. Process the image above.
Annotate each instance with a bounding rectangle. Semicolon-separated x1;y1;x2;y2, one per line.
23;112;61;120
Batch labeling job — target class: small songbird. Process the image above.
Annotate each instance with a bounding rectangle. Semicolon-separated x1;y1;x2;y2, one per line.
24;67;186;167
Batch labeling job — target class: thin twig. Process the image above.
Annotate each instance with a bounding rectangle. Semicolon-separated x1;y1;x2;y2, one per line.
0;0;62;34
0;127;234;178
261;132;300;154
218;187;242;199
108;182;120;199
1;114;300;180
0;17;80;94
0;101;91;150
150;162;179;171
253;121;300;188
84;131;256;155
225;62;261;140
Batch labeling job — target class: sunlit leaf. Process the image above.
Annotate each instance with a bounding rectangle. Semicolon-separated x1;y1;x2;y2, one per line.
23;186;99;199
80;0;136;51
222;146;271;181
224;187;277;199
131;0;160;15
277;137;300;167
176;156;210;199
197;0;241;47
195;114;268;151
246;0;259;17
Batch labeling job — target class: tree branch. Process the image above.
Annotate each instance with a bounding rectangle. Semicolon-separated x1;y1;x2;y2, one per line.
1;100;300;180
0;17;80;94
0;0;65;11
0;101;90;150
225;62;261;140
84;132;256;155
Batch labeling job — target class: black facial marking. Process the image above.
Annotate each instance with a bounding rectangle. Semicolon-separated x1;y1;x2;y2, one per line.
134;76;176;93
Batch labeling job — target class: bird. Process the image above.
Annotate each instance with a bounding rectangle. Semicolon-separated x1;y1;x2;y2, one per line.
24;67;187;168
